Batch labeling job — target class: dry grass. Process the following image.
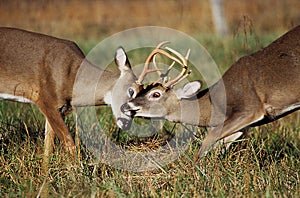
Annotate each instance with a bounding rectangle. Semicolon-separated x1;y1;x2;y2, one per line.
0;1;300;197
1;33;300;196
0;104;299;197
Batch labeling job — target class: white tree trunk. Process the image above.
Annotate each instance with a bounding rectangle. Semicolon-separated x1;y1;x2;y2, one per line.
210;0;229;37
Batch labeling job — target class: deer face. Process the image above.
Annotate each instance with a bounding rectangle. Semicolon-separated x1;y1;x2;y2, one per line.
111;47;137;130
120;41;201;122
121;81;202;119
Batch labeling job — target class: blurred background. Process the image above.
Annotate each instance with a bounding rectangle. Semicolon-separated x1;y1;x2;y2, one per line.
0;0;299;40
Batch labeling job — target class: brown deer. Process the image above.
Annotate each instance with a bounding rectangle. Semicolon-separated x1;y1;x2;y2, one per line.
0;27;136;157
121;25;300;160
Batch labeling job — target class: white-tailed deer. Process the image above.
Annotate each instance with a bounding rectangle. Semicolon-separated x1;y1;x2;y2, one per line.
121;25;300;160
0;27;135;156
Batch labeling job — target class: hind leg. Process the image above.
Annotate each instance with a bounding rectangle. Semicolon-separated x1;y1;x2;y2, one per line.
38;103;75;155
44;120;55;157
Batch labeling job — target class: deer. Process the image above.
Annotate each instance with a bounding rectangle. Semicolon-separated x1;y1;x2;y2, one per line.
0;27;136;158
120;25;300;161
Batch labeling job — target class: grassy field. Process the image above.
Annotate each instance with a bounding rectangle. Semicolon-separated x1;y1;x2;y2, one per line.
0;31;299;197
1;1;300;196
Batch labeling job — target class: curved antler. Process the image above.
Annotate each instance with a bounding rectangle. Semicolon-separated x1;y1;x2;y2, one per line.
163;48;191;88
135;41;168;85
136;41;191;88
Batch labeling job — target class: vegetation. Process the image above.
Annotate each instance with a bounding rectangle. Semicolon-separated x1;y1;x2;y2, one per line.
0;31;299;197
1;0;300;196
1;0;299;39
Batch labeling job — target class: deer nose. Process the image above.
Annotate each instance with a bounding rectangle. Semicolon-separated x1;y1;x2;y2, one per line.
121;103;130;113
121;103;136;117
117;117;132;131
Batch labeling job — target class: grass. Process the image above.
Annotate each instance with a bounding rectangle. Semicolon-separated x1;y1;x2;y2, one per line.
1;33;300;197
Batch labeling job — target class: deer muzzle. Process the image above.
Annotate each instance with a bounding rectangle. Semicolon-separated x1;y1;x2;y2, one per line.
121;103;138;117
116;117;132;131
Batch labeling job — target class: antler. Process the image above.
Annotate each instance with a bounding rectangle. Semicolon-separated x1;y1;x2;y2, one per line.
135;41;169;85
163;47;191;88
136;41;191;87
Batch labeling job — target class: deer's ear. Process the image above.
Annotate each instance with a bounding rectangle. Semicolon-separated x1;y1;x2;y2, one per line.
175;81;202;99
115;47;131;69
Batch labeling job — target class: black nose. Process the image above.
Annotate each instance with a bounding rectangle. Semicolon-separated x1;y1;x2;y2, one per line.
117;118;132;131
121;103;130;113
121;103;136;117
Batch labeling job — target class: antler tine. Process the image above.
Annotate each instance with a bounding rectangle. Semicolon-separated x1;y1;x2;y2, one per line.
136;41;169;85
152;55;162;78
165;47;190;66
136;41;191;87
167;70;192;87
136;41;184;85
156;41;170;49
163;48;191;88
162;61;175;83
152;60;176;85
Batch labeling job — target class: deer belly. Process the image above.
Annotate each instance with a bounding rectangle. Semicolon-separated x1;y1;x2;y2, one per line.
0;93;32;103
279;103;300;116
264;102;300;119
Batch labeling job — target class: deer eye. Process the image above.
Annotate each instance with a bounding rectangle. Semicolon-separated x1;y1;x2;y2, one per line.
148;90;163;101
128;87;135;98
151;92;161;98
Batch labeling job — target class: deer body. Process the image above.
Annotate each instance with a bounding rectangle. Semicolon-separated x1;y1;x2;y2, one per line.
0;27;135;155
122;25;300;159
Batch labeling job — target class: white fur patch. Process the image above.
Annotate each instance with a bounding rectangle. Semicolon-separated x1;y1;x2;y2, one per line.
223;131;244;144
117;119;124;128
126;102;140;111
119;65;129;77
103;91;112;105
249;115;265;125
0;93;32;103
135;112;162;118
115;47;129;77
115;48;126;64
280;103;300;115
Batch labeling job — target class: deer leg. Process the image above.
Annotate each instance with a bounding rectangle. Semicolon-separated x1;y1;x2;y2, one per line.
213;127;252;155
44;120;55;157
194;112;264;161
38;104;75;155
223;127;251;149
212;131;244;155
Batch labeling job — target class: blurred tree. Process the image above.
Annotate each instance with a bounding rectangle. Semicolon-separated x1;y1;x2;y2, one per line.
210;0;229;37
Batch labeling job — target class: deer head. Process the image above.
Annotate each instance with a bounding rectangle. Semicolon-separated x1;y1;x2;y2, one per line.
120;42;201;121
111;47;137;130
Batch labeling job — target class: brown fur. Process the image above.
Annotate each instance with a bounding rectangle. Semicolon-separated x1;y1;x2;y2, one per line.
0;27;136;156
123;25;300;160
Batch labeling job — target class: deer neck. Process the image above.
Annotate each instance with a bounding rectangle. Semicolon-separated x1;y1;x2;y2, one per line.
166;88;214;127
71;60;118;107
197;90;215;126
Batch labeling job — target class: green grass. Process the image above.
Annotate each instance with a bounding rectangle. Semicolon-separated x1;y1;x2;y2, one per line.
1;33;300;197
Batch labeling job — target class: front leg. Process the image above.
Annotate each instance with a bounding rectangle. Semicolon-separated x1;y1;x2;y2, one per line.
194;112;264;161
